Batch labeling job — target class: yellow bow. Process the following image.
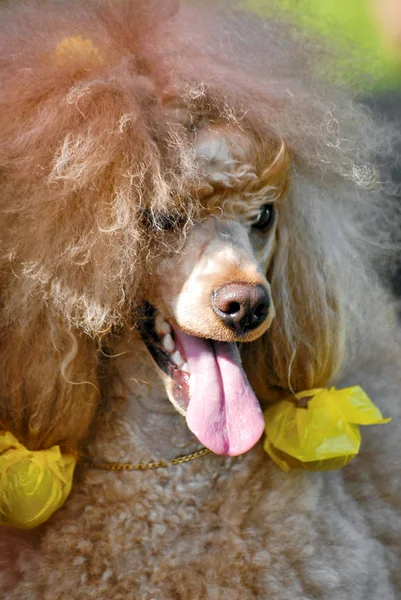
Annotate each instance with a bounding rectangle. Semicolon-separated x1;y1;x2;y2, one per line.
0;432;76;529
0;386;392;528
263;386;391;472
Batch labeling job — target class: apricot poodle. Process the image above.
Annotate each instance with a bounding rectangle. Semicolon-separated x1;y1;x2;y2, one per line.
0;1;401;599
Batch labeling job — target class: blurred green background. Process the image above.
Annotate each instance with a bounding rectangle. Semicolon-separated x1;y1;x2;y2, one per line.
247;0;401;91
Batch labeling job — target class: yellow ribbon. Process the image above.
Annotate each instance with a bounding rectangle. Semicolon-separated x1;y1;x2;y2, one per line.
0;432;76;529
263;386;391;471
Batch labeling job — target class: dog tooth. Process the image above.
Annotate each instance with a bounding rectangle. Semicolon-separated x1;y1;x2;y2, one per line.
160;321;171;335
162;333;175;353
181;362;189;374
171;350;184;367
155;313;164;332
155;314;171;335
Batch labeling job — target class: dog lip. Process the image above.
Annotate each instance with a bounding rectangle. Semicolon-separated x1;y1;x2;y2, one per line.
137;301;232;343
137;302;184;373
138;301;267;349
175;323;268;344
137;302;191;412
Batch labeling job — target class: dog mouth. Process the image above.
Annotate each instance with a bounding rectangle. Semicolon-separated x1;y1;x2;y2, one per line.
138;303;265;456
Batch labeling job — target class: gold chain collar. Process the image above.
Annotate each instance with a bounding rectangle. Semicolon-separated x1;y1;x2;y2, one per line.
83;447;211;471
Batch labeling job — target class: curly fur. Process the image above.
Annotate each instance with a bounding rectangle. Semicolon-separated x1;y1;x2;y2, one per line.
1;1;401;598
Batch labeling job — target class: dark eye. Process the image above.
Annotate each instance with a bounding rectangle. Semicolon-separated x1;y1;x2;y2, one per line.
153;213;178;231
251;203;275;231
142;210;186;232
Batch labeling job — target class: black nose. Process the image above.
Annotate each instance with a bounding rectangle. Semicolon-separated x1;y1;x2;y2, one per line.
211;283;270;333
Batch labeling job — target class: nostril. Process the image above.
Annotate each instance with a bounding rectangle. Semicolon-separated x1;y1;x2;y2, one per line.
226;302;241;316
211;282;270;333
254;300;269;319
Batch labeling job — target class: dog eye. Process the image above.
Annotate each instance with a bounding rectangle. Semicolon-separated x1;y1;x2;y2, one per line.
251;204;275;231
142;210;186;232
154;214;179;231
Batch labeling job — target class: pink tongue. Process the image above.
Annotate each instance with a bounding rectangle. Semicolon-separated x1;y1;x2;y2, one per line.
173;329;264;456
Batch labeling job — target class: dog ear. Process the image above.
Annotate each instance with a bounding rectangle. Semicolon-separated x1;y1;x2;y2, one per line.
0;317;99;452
0;1;192;453
244;178;346;403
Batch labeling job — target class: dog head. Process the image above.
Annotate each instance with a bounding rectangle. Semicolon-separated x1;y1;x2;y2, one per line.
137;122;287;455
136;114;347;456
0;0;387;457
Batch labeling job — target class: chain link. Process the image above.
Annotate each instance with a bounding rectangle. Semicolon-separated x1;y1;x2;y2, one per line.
84;447;211;471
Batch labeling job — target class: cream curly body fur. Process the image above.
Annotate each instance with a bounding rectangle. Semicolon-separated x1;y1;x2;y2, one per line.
2;339;401;599
1;1;401;598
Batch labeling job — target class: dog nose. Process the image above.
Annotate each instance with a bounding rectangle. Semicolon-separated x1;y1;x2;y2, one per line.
211;283;270;333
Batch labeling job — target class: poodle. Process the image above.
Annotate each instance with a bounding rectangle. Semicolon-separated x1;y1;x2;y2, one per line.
1;1;401;598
